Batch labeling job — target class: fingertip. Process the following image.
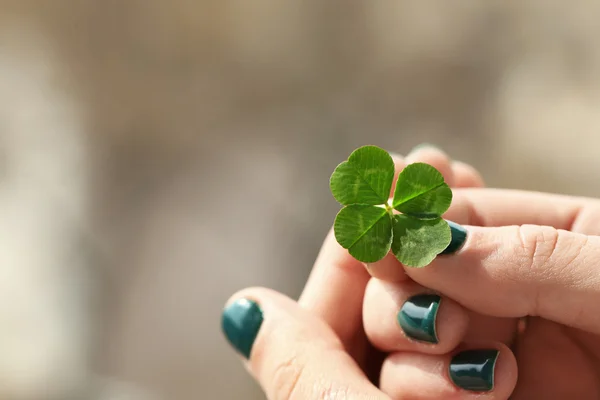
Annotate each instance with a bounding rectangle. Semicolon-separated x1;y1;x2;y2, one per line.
433;296;470;351
452;160;485;188
224;288;387;399
380;343;517;399
222;287;270;360
389;151;404;163
364;278;469;355
494;343;519;393
224;287;281;312
405;145;454;186
222;287;310;361
448;343;518;395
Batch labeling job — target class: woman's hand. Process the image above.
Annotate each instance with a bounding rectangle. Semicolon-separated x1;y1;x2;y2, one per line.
221;146;486;399
364;185;600;398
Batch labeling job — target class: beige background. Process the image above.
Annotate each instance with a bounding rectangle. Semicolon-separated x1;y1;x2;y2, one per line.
1;1;600;399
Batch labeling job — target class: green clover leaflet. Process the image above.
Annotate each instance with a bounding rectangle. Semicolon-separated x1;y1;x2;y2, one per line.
330;145;452;267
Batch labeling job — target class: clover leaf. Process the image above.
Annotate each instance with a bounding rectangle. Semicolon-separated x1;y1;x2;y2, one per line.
333;205;393;263
330;145;452;267
330;145;395;205
393;163;452;219
391;215;451;267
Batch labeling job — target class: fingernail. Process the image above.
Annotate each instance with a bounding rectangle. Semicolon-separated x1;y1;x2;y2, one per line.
409;143;441;154
441;220;467;255
221;298;264;359
397;293;441;344
449;349;499;392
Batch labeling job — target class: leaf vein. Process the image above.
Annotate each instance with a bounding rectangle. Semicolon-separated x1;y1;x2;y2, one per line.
348;211;387;249
347;161;386;203
394;181;445;208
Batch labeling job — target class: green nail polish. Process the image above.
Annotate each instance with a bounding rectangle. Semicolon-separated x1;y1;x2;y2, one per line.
449;349;499;392
397;294;441;344
221;298;263;359
441;220;467;255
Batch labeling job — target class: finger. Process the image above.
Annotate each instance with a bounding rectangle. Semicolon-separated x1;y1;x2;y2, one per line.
363;277;469;354
451;160;485;188
406;223;600;334
222;288;388;400
380;343;517;399
443;188;596;229
298;229;371;355
404;145;455;187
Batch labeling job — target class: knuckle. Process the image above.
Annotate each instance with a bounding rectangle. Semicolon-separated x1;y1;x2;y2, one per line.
514;225;592;317
514;225;560;315
516;225;560;276
270;353;305;400
315;384;351;399
269;350;349;400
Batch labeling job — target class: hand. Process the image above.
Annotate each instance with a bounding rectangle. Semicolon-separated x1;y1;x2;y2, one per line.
221;146;485;399
363;185;600;398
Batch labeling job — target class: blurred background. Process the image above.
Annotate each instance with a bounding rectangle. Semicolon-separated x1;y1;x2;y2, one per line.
1;1;600;399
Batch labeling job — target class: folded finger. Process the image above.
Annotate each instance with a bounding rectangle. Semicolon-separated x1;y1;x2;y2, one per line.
363;277;469;354
380;343;517;399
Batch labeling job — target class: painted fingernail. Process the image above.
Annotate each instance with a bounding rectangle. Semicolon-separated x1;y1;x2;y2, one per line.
449;349;499;392
397;293;441;344
441;220;467;255
221;298;264;359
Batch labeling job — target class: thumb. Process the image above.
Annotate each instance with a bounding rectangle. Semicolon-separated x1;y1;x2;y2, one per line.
221;287;388;400
406;223;600;333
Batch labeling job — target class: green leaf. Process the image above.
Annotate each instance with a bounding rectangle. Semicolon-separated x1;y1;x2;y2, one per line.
329;146;456;268
334;204;393;263
392;163;452;218
330;145;395;205
391;215;451;267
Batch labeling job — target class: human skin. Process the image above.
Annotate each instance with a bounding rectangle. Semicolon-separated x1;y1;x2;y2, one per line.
226;145;600;398
223;146;514;399
362;185;600;399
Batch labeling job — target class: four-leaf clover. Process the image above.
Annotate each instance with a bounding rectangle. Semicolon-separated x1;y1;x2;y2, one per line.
330;145;453;267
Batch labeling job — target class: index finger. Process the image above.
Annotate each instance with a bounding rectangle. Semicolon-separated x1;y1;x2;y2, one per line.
445;188;595;231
